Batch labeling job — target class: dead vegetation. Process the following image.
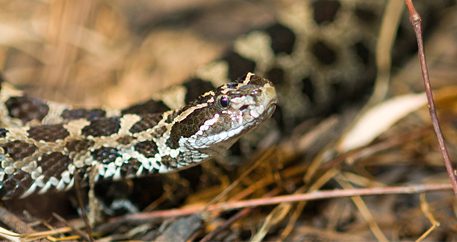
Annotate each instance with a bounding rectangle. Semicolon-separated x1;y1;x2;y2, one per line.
0;0;457;241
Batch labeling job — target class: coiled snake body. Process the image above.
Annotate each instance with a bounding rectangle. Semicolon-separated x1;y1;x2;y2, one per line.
0;74;277;199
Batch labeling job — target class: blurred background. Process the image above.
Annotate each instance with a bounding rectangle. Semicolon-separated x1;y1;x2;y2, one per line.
0;0;278;108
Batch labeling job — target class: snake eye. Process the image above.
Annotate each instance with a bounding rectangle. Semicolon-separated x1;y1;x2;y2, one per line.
218;95;230;108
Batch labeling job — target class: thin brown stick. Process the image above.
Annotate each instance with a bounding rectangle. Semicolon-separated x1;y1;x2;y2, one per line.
53;213;92;242
110;183;451;222
201;187;282;242
404;0;457;196
74;170;94;242
200;208;252;242
0;206;36;234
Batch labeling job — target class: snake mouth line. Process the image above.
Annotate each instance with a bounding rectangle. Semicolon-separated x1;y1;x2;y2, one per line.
266;104;276;118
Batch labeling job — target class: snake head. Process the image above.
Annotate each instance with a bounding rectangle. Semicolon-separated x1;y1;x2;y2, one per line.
167;73;277;156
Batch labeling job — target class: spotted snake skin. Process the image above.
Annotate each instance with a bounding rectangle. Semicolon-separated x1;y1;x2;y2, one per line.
0;0;455;200
0;74;277;199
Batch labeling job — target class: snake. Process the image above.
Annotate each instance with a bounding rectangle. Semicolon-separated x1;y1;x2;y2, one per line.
0;73;276;199
0;0;454;200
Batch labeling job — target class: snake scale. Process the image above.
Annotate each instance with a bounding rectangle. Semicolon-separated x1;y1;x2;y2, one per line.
0;0;455;200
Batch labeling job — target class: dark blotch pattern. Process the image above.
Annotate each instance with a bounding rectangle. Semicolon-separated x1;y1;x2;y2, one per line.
312;0;341;25
352;41;373;67
301;76;316;104
82;117;121;137
3;140;37;160
0;170;33;199
129;113;163;133
62;108;106;121
66;139;94;153
354;6;378;24
92;147;121;164
5;96;49;123
120;158;143;177
266;67;285;85
183;78;215;103
39;152;72;178
222;51;256;80
194;92;216;107
155;126;168;139
0;128;8;138
310;40;338;66
121;99;169;115
134;140;158;158
167;106;216;149
117;136;134;145
28;124;69;142
248;74;268;86
351;41;376;91
265;23;296;55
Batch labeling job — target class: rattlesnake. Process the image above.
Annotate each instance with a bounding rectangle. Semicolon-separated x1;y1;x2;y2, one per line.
0;74;276;199
0;0;454;200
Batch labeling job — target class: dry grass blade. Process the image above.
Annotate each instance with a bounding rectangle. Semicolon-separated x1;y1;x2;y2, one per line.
416;193;440;241
336;176;388;242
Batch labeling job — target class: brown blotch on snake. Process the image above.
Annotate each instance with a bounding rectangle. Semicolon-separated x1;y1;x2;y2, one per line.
82;117;121;137
265;23;296;55
91;147;121;164
28;124;70;142
65;139;95;153
3;140;37;160
61;108;107;121
0;170;34;199
39;152;72;179
5;96;50;123
129;113;163;133
134;140;159;158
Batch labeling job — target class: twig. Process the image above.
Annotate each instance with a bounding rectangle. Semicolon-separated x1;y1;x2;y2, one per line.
110;183;451;222
53;213;92;242
416;193;439;241
74;170;94;242
200;208;251;242
0;206;36;234
201;187;282;242
404;0;457;196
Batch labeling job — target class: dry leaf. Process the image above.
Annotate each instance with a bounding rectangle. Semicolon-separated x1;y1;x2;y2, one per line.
338;93;427;152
